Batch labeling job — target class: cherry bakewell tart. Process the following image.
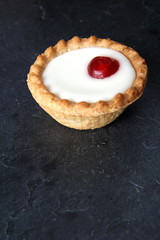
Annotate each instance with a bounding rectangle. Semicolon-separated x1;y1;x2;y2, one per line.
27;36;147;130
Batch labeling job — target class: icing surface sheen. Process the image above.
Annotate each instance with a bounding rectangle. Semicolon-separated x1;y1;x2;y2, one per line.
42;47;136;103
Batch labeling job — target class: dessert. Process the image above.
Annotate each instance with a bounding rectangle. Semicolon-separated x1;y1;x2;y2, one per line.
27;36;147;130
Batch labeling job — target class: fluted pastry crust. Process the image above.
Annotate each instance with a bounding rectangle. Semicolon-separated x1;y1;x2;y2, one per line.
27;36;147;129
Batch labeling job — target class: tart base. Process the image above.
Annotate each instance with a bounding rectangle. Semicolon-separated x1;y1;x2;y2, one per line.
40;103;125;130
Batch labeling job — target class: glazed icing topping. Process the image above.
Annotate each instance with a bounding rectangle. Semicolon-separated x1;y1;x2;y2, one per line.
42;47;136;103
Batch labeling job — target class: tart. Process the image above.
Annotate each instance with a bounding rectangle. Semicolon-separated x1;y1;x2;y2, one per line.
27;36;147;130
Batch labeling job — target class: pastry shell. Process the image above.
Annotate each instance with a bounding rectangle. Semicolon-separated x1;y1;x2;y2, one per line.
27;36;147;130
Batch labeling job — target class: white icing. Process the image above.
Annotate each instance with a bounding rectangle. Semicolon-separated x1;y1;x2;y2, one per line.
42;47;136;103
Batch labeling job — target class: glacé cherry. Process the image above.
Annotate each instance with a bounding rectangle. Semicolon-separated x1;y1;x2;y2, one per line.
88;56;119;79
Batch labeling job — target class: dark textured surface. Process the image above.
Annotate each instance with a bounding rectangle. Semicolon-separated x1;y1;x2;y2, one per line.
1;0;160;239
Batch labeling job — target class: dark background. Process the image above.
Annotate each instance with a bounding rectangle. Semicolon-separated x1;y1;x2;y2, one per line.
1;0;160;239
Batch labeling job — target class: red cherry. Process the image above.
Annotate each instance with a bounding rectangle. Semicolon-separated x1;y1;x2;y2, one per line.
88;56;120;79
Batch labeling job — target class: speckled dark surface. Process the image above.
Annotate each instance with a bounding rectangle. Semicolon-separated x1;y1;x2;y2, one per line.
1;0;160;239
